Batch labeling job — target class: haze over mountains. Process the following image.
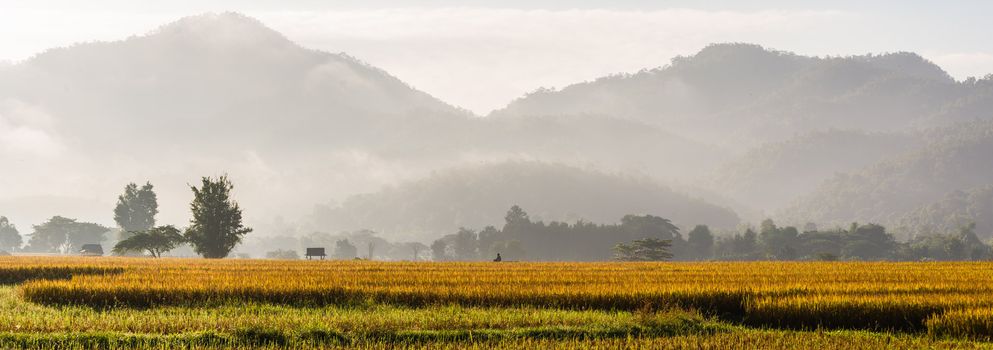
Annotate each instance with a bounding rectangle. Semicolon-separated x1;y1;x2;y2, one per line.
1;12;991;246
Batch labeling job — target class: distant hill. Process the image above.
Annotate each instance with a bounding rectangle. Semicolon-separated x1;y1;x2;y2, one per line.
492;43;976;147
0;13;725;227
0;12;469;154
2;13;991;239
306;162;740;242
780;120;993;231
709;129;921;212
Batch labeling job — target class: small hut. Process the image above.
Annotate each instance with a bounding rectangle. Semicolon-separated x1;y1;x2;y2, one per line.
305;247;326;260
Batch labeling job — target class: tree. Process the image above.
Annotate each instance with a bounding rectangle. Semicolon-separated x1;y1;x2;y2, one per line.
112;225;185;257
502;205;532;240
430;239;449;261
758;219;799;259
504;205;530;227
113;182;159;239
842;223;895;260
686;225;714;260
621;215;684;259
621;215;680;240
0;217;22;252
334;239;357;259
477;225;500;258
452;227;478;260
26;216;109;254
613;238;673;261
740;228;758;257
184;176;253;258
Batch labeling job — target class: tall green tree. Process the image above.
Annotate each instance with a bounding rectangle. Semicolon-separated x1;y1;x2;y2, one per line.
112;225;185;258
113;182;159;238
0;217;22;252
26;216;109;254
184;176;252;258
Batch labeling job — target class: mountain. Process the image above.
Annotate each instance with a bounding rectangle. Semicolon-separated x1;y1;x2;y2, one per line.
0;13;468;154
779;120;993;232
491;43;975;148
709;129;922;212
306;162;740;242
0;13;727;228
3;13;991;240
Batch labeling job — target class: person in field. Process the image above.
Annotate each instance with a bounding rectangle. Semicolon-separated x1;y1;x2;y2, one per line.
493;253;502;262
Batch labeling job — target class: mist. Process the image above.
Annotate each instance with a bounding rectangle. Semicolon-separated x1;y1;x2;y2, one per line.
0;7;991;261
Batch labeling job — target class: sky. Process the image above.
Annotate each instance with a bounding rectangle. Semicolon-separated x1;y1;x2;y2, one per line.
2;1;993;114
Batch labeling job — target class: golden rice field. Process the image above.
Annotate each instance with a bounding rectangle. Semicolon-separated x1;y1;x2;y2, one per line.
3;257;993;348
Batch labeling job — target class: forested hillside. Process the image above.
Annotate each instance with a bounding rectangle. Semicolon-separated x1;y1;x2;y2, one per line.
781;120;993;234
0;13;730;228
2;13;992;244
710;130;921;211
307;162;739;242
492;43;974;148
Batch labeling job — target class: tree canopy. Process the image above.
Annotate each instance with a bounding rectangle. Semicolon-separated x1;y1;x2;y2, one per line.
112;225;185;258
26;216;109;254
613;238;674;261
184;176;252;259
113;182;159;237
0;217;21;252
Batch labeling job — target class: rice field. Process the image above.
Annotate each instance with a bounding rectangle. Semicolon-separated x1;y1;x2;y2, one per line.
3;257;993;348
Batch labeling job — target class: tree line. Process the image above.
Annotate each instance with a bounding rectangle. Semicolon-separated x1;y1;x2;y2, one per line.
2;192;989;262
429;206;993;262
0;176;252;259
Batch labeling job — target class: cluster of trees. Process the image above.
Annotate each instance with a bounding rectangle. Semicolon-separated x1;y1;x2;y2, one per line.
429;205;686;261
5;192;989;262
785;120;993;236
426;206;993;262
309;162;740;244
704;220;991;261
0;217;22;253
112;176;253;259
0;176;252;259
